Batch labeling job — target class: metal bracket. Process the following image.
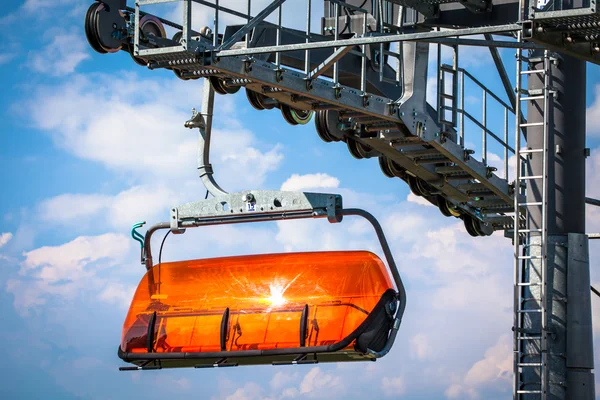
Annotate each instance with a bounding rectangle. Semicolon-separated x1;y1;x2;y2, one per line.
170;190;343;232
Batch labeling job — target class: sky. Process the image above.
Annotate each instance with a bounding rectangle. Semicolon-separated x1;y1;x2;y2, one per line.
1;0;600;399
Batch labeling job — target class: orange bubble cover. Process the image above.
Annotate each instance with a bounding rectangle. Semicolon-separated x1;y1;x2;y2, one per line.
121;251;394;354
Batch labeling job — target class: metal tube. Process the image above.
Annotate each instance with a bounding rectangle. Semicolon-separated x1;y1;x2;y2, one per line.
378;0;384;83
360;10;367;93
437;38;442;123
246;0;251;48
482;89;487;166
459;71;464;147
198;83;228;198
304;0;311;75
183;0;191;50
512;36;522;399
213;0;219;47
275;2;282;68
342;209;405;318
504;107;508;180
333;3;339;85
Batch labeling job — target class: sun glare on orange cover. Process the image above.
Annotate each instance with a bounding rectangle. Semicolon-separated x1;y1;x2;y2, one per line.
121;251;393;354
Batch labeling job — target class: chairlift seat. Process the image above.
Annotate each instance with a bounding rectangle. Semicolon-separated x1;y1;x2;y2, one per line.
119;250;399;368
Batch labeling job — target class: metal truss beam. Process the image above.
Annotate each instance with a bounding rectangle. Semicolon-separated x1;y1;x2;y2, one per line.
307;45;354;80
218;0;287;51
216;24;522;57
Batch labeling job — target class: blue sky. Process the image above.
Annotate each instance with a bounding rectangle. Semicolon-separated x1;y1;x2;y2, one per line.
2;1;600;399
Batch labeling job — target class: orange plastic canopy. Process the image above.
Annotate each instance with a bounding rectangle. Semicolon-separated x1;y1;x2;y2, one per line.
121;251;394;354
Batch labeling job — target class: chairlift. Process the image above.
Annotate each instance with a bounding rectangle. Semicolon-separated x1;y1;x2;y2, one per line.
118;191;406;370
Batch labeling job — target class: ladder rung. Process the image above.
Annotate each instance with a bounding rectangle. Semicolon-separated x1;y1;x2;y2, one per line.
520;96;545;101
520;175;543;180
518;336;542;340
517;282;541;287
520;122;544;128
517;390;542;394
518;309;543;313
518;255;542;260
517;228;543;233
521;69;545;75
520;148;543;153
520;202;543;206
518;362;543;367
440;94;454;100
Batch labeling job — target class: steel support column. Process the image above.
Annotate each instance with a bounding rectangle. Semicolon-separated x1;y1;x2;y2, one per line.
525;50;594;399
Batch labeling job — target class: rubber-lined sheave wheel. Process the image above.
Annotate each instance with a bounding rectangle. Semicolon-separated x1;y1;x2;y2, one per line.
210;76;240;95
85;2;108;54
246;89;275;110
379;157;394;178
387;158;406;179
463;215;480;237
315;110;334;142
130;15;167;67
281;104;313;126
407;175;433;197
347;139;372;160
437;195;453;217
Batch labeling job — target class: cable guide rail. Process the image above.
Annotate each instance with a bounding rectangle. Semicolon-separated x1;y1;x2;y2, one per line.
118;190;406;369
83;0;547;237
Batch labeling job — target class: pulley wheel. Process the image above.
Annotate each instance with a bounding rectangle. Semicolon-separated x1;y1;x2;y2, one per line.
281;104;313;126
323;110;347;142
246;89;274;110
85;2;107;54
379;157;394;178
387;158;406;179
210;76;240;95
315;110;334;143
437;195;453;217
407;175;432;197
130;15;167;66
246;89;265;110
416;178;433;197
356;141;373;159
347;138;364;159
94;3;125;53
463;215;480;237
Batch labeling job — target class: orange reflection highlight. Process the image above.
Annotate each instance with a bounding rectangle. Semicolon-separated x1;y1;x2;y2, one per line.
121;251;393;354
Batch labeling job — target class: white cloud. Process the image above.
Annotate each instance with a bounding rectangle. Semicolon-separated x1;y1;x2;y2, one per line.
22;0;73;13
7;233;132;312
298;367;344;398
270;371;298;391
410;333;433;360
407;192;434;207
280;173;340;192
445;335;512;399
97;283;136;308
29;73;282;189
381;376;406;397
28;29;90;76
38;193;112;224
224;382;270;400
20;233;130;282
587;84;600;136
0;232;13;248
